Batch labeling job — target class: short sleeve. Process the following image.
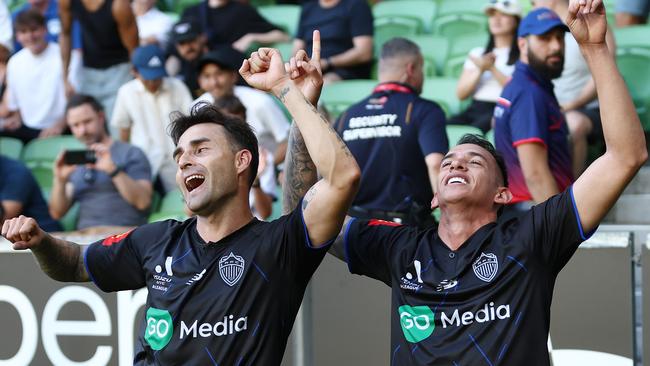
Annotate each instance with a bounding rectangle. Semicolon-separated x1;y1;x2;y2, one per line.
84;228;145;291
344;218;412;286
525;187;594;274
110;86;132;129
5;61;18;111
416;101;448;156
122;146;152;182
348;0;373;37
509;92;549;148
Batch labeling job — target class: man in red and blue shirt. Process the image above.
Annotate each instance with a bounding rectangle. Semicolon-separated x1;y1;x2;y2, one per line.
494;7;574;216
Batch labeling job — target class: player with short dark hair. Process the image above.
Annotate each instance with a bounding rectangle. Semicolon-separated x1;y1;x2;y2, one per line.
282;1;646;364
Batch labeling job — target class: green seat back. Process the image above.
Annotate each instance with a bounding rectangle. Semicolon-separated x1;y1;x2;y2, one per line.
446;125;484;146
0;137;24;160
613;25;650;50
373;0;437;33
433;13;488;39
374;16;422;57
421;77;461;116
406;34;449;76
258;5;301;36
320;79;378;119
22;136;84;191
617;47;650;129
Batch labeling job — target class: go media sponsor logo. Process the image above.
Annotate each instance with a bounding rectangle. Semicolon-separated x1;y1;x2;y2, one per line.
145;307;173;350
399;302;511;343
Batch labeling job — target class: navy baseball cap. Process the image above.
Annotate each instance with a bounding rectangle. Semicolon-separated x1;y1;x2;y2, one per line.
197;46;245;72
132;44;167;80
518;7;569;37
170;20;202;43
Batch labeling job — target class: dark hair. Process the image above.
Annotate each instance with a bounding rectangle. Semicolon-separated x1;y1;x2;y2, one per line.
168;102;259;188
457;134;508;187
14;9;46;30
213;95;247;120
66;94;104;114
484;16;521;65
380;37;420;61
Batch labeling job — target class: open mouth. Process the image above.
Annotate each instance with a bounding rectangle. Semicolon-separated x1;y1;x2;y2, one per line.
185;174;205;192
447;177;468;185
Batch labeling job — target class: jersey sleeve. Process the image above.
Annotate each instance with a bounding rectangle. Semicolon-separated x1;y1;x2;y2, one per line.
344;218;412;286
417;101;448;156
348;0;374;37
509;91;550;148
524;187;595;274
84;227;146;292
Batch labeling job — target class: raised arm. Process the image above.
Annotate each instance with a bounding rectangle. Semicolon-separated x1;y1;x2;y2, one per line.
569;0;648;232
113;0;139;55
58;0;74;96
2;216;89;282
240;33;361;246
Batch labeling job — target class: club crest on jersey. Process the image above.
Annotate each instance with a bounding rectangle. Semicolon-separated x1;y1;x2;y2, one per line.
219;252;245;287
472;252;498;283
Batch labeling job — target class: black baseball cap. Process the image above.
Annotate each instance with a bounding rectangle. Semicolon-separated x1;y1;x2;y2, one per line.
197;46;246;72
170;20;202;43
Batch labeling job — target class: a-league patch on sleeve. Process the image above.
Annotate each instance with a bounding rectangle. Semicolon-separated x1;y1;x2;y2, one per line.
102;229;135;246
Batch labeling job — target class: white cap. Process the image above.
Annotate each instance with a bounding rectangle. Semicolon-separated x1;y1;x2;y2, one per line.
484;0;523;17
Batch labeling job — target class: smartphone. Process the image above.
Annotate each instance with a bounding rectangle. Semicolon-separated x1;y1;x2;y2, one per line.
63;150;96;165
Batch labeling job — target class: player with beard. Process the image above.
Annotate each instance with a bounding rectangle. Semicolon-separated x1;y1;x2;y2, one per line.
493;7;573;219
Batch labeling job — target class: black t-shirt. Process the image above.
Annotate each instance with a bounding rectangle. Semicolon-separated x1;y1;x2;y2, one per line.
335;83;448;212
344;188;592;365
181;1;279;48
296;0;373;79
84;205;331;365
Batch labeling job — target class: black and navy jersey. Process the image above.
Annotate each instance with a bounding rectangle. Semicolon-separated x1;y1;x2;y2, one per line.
335;82;448;212
344;188;592;365
84;205;331;365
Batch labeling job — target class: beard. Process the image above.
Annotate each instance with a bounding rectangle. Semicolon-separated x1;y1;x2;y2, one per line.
527;48;564;80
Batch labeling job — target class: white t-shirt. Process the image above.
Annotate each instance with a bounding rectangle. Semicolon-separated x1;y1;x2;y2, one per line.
553;32;598;108
463;46;515;103
6;43;67;129
249;147;277;220
194;86;290;154
0;1;12;51
136;7;174;46
111;77;193;179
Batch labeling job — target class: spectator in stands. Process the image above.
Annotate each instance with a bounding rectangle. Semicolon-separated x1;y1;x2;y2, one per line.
533;0;616;177
213;95;275;219
180;0;289;52
59;0;138;124
165;19;208;98
132;0;174;47
1;10;68;144
194;46;290;165
12;0;83;53
49;94;152;230
494;8;573;218
615;0;649;26
333;38;448;228
0;1;12;52
0;154;62;232
112;44;193;194
449;0;521;133
294;0;373;83
0;43;11;129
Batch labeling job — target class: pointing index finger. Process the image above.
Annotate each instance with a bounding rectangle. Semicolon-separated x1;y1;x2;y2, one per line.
311;30;321;62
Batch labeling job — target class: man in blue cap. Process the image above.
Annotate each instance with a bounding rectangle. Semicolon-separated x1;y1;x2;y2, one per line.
494;7;574;219
111;44;193;193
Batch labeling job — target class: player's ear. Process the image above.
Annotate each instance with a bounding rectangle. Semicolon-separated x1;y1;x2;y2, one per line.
431;193;439;210
493;187;512;205
235;149;253;177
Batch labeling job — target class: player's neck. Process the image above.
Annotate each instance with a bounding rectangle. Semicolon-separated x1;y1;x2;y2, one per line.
437;207;496;251
195;195;254;244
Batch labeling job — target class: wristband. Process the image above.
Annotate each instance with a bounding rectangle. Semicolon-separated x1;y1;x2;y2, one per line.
109;166;123;178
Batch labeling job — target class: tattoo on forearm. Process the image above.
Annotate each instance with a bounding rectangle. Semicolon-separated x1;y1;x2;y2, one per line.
33;238;89;282
278;86;290;103
282;123;317;214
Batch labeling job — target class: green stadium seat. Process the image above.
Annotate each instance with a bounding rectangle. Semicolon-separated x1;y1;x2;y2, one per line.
158;188;187;214
174;0;201;15
373;0;437;33
149;212;189;223
436;0;488;17
617;47;650;130
446;125;484;146
447;33;489;59
258;5;301;36
272;41;295;60
374;16;422;56
42;190;79;232
320;79;378;119
442;55;466;78
421;77;461;116
21;136;84;190
433;13;488;39
0;137;24;160
613;25;650;50
485;129;495;145
406;35;449;77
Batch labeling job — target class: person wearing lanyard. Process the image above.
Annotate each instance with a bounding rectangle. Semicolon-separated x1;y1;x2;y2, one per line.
333;37;448;228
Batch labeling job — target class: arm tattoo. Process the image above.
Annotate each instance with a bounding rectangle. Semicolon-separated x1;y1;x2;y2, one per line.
278;86;290;103
32;237;90;282
282;122;318;214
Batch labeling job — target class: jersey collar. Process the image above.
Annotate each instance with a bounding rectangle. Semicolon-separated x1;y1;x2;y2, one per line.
373;82;416;95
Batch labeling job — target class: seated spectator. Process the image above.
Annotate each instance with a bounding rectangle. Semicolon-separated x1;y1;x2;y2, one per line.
193;46;290;165
0;154;62;232
181;0;289;52
165;20;208;98
1;10;68;144
0;0;12;53
293;0;373;83
49;94;153;230
12;0;83;53
615;0;649;26
112;44;193;194
213;95;275;220
533;0;616;177
132;0;174;47
449;0;521;133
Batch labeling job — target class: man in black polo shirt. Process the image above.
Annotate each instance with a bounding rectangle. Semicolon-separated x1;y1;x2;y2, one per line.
2;33;361;365
334;37;448;228
283;1;646;364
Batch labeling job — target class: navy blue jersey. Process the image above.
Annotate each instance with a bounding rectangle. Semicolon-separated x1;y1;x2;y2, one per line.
84;205;331;365
335;82;448;212
344;188;592;365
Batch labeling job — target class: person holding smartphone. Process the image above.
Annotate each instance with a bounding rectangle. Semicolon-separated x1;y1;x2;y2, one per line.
49;94;153;230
